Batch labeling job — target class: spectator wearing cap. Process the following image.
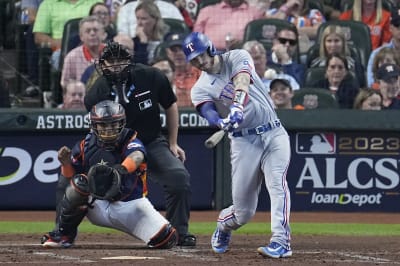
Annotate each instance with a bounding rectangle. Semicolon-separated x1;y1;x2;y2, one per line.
366;8;400;87
269;78;303;109
165;33;201;108
376;63;400;109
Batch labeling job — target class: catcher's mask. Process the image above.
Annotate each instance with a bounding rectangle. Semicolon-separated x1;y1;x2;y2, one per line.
90;100;126;150
95;41;132;83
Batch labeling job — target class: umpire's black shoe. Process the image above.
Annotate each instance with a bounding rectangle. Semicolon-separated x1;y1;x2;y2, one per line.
178;234;196;247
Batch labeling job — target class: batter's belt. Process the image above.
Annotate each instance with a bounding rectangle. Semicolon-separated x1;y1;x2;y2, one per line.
231;120;281;137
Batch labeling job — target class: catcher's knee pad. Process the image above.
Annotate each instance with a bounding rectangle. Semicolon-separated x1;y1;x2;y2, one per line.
147;224;178;249
66;174;90;205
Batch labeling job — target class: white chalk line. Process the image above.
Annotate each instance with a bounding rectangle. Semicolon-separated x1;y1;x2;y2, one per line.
33;252;95;263
297;250;400;264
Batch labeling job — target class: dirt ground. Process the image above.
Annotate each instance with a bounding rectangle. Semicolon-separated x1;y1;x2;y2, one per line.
1;211;400;266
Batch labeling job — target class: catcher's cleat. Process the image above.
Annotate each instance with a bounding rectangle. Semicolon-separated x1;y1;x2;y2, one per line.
40;233;50;245
257;242;292;258
177;233;196;247
211;228;231;254
41;231;75;248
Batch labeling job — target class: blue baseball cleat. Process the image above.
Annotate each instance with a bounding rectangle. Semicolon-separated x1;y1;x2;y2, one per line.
211;228;231;253
257;242;292;258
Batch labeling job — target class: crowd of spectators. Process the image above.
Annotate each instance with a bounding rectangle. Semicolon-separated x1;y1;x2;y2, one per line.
2;0;400;110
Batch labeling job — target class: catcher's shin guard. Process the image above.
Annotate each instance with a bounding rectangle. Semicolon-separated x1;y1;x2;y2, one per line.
57;174;90;236
147;224;178;249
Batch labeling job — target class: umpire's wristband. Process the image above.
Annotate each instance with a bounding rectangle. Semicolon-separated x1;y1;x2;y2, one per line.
121;157;137;173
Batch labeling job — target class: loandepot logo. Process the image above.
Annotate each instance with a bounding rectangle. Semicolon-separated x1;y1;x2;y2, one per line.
0;147;59;185
311;192;383;206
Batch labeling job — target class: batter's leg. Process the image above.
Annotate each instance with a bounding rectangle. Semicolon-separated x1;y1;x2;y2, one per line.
261;130;291;249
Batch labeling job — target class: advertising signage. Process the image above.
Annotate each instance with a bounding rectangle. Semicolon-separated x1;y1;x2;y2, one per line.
287;131;400;212
1;107;399;212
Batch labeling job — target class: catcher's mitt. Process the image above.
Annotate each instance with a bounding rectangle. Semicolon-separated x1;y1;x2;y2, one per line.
87;163;127;201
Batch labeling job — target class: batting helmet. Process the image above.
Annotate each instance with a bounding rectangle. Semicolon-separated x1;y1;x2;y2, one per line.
182;32;217;61
90;100;126;150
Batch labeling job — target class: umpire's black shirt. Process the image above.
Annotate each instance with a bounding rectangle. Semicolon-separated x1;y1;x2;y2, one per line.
84;63;177;145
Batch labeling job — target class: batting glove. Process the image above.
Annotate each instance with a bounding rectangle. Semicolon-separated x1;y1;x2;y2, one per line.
228;103;244;128
217;117;233;132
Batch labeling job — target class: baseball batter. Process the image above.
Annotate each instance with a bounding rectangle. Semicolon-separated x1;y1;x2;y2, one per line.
41;100;177;249
183;32;292;258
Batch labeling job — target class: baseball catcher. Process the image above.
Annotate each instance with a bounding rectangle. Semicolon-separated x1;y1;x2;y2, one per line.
41;100;177;249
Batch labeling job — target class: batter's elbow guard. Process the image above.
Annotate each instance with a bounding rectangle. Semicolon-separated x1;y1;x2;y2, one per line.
147;224;177;249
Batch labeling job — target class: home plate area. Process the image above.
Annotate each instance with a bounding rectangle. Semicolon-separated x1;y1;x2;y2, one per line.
0;234;399;265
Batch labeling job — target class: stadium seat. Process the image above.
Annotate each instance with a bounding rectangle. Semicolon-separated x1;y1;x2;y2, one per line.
164;18;191;35
292;87;339;109
50;17;81;104
315;20;371;70
243;18;300;63
153;42;167;61
305;43;365;86
304;67;326;88
59;17;82;71
304;66;358;89
308;0;324;13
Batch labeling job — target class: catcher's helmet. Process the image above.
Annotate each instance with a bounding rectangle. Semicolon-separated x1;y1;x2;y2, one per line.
90;100;126;149
96;41;132;82
182;32;217;62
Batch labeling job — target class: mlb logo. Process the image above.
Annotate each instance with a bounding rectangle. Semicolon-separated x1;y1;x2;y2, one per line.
296;132;336;154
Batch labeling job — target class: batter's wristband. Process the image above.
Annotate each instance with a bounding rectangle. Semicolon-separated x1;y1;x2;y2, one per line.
122;157;137;173
61;164;75;178
233;90;248;106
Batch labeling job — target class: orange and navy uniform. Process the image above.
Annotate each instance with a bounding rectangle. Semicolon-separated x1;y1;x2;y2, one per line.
62;128;148;201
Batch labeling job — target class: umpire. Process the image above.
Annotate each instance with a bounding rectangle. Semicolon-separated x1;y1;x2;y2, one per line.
77;42;195;246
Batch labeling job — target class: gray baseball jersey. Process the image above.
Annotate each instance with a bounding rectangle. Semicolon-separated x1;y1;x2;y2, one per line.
191;49;292;248
191;49;278;129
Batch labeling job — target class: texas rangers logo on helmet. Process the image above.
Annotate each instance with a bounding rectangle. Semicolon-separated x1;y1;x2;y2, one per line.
186;42;195;52
296;132;336;154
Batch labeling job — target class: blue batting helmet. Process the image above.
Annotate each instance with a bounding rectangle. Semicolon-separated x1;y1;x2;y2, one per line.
182;32;217;61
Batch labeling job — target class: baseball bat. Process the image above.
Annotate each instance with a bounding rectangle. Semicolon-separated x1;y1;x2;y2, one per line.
204;130;226;149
